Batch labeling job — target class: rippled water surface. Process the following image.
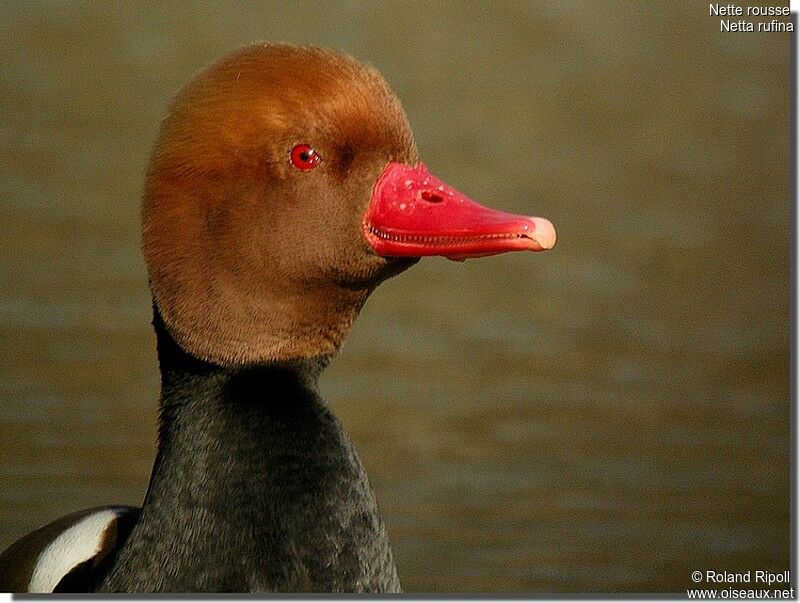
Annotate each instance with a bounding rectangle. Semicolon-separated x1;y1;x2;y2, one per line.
0;2;790;593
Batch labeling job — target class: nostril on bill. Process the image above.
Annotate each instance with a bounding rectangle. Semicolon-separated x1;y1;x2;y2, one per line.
420;190;444;203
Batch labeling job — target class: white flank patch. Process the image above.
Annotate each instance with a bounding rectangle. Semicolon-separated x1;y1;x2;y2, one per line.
28;509;121;593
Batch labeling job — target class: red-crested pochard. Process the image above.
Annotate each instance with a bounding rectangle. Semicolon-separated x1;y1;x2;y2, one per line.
0;43;556;593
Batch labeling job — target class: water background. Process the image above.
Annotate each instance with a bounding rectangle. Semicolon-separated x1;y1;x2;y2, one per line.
0;2;790;592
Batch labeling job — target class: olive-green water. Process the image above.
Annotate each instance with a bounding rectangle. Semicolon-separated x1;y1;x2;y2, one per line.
0;1;790;593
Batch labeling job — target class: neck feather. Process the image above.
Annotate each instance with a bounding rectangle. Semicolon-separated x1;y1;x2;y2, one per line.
96;309;399;593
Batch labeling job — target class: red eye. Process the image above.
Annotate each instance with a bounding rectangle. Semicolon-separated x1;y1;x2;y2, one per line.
290;144;322;170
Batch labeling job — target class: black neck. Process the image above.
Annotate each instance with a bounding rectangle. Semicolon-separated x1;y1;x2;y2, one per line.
97;310;400;593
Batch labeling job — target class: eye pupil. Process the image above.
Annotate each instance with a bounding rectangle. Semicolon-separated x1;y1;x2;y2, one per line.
290;144;321;171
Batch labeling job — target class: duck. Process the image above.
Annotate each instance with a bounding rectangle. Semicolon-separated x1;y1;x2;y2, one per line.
0;43;556;593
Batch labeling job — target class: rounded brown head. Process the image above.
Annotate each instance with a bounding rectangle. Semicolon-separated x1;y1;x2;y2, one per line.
144;44;421;365
143;43;555;366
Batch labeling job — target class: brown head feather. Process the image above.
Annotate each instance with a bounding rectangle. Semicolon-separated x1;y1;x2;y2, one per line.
143;44;418;365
